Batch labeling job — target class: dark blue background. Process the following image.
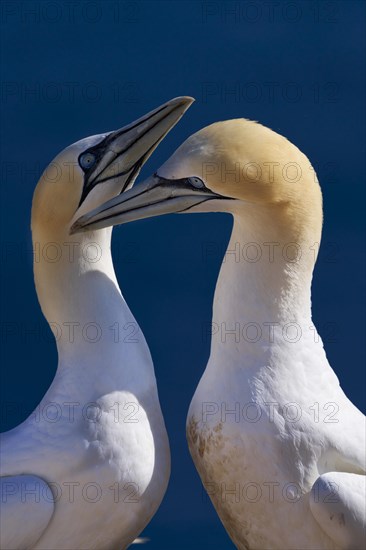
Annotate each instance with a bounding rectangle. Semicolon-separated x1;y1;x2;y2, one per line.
1;1;365;547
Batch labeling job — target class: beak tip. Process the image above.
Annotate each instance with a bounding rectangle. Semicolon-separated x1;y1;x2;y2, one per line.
184;96;195;106
172;96;195;110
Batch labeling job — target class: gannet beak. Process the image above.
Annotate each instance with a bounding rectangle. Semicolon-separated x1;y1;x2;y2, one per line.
73;96;194;213
70;174;231;233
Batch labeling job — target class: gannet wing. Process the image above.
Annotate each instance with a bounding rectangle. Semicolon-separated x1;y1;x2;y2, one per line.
0;475;54;549
309;472;366;549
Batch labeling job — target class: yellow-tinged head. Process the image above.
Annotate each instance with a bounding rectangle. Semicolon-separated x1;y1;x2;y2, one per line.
160;119;319;203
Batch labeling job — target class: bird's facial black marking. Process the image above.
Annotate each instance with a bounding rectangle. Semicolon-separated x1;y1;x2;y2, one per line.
154;174;235;211
76;136;112;206
156;174;213;194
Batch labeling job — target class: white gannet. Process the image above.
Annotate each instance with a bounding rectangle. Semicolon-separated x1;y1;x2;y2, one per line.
0;97;193;550
72;119;366;549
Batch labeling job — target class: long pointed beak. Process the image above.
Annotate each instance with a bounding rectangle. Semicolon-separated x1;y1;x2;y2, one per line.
77;96;194;206
70;174;230;233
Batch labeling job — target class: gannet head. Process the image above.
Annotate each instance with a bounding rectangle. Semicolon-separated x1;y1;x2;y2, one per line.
70;119;322;244
31;97;194;238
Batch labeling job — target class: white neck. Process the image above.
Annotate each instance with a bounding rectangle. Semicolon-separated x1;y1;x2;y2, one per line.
32;226;154;392
210;204;319;365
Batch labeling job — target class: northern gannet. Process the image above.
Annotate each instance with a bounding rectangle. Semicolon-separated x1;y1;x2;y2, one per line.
72;119;366;549
0;97;193;550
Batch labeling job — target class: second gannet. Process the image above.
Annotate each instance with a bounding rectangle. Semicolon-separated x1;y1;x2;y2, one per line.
0;97;193;550
72;119;366;549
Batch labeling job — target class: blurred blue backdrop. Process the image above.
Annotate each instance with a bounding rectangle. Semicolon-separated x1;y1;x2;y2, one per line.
1;1;365;548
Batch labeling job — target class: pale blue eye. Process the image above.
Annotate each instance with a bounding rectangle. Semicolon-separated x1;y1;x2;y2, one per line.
79;152;96;170
189;177;205;189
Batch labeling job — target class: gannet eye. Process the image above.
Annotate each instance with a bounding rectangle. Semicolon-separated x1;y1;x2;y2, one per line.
189;177;205;189
79;152;97;170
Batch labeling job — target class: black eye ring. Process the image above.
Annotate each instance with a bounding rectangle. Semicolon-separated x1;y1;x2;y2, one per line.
79;152;97;171
188;177;205;189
